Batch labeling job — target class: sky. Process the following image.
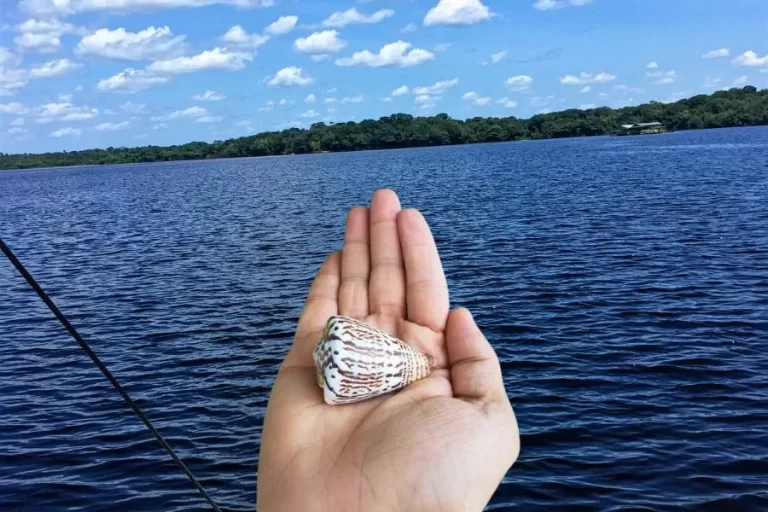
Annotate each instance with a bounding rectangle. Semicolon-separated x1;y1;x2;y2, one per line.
0;0;766;153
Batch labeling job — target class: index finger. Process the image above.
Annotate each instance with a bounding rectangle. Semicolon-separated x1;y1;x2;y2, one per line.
283;251;341;369
397;209;449;332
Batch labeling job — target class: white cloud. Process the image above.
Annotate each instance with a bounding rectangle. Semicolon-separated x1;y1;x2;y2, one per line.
323;97;337;104
732;75;748;86
424;0;492;26
392;85;409;96
57;92;73;102
505;75;533;91
120;101;147;114
412;78;458;95
293;30;345;54
646;70;677;85
267;66;313;87
278;98;293;105
147;47;253;73
462;91;491;105
702;48;730;59
15;18;82;53
9;126;28;135
152;123;168;129
533;0;593;11
265;15;298;36
341;95;364;104
220;25;269;49
646;61;658;69
419;102;436;110
380;96;392;102
11;117;26;126
37;102;98;123
305;93;316;103
336;41;434;68
580;86;591;93
703;76;722;89
29;58;80;78
0;102;29;115
0;48;21;68
20;0;274;17
560;72;616;85
496;97;517;108
433;43;452;53
196;115;222;123
301;109;320;118
50;127;81;138
491;50;506;63
151;106;207;121
94;120;129;131
401;23;418;33
579;103;596;109
598;92;608;98
614;84;644;94
415;94;435;104
322;8;394;28
530;95;554;107
98;67;170;92
733;50;768;68
193;90;226;101
76;26;185;60
310;54;329;62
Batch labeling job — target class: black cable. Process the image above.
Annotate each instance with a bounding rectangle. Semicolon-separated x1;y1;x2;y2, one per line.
0;238;222;512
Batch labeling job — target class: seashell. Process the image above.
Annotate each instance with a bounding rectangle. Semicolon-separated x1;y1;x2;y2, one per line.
313;315;435;405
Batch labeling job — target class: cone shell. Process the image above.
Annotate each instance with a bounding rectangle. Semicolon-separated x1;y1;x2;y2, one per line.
313;316;435;405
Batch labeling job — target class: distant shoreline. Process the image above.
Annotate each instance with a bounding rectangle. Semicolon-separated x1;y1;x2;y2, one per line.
1;86;765;171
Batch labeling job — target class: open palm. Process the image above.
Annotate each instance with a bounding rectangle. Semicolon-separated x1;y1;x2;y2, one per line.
257;189;520;512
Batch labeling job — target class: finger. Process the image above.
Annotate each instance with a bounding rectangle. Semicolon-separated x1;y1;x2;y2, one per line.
339;206;370;318
445;308;508;405
369;189;406;317
397;209;449;332
284;251;341;369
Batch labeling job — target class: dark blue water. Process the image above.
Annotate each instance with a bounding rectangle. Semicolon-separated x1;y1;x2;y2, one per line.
1;127;767;511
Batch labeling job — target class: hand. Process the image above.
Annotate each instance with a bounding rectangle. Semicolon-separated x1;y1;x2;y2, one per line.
257;189;520;512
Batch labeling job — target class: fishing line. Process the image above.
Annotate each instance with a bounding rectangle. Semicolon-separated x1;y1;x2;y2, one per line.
0;238;222;512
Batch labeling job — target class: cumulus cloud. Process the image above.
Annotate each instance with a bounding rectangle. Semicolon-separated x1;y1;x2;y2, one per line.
196;115;222;123
322;8;394;28
293;30;345;54
533;0;593;11
733;50;768;68
462;91;491;105
265;15;298;36
497;97;517;108
94;120;129;131
414;94;433;104
11;117;26;126
702;48;730;59
29;58;81;78
560;72;616;85
193;90;226;101
50;126;81;137
37;102;98;123
392;85;409;96
9;127;28;135
580;86;591;93
267;66;313;87
15;18;82;53
98;68;170;92
220;26;269;49
76;26;185;60
0;102;29;115
505;75;533;91
646;61;658;69
491;50;506;63
424;0;492;26
413;78;458;95
646;70;677;85
21;0;274;17
336;41;434;68
147;47;253;73
305;93;316;103
151;106;207;121
300;109;320;118
341;95;364;104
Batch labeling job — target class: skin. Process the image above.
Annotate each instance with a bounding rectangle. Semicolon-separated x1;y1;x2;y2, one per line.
257;189;520;512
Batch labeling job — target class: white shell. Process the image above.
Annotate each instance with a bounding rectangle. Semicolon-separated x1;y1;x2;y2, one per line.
313;316;434;405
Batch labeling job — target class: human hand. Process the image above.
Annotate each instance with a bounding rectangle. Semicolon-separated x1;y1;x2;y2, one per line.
257;189;520;512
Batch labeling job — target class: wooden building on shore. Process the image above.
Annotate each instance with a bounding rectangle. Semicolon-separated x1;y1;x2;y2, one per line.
616;122;665;136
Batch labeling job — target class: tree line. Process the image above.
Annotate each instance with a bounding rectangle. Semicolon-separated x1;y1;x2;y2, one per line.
1;86;766;170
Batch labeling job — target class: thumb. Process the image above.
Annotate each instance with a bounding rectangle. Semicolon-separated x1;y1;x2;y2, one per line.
445;307;508;406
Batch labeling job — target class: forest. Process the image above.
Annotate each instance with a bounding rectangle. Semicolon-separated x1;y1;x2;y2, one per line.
1;86;766;170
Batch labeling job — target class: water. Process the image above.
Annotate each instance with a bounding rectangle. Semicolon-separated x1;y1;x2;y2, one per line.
1;127;767;511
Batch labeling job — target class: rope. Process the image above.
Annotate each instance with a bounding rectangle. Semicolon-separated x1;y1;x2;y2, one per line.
0;238;222;512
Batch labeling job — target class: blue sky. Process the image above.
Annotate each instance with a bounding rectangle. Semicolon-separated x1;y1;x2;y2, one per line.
1;0;766;153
